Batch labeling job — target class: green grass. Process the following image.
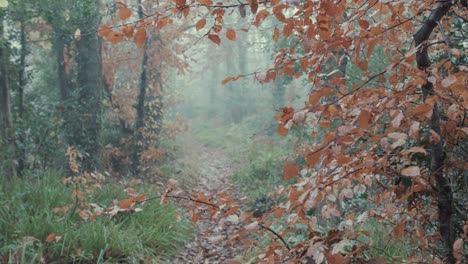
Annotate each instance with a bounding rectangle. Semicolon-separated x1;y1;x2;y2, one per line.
0;172;193;263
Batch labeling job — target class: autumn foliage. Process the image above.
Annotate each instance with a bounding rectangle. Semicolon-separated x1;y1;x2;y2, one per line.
51;0;468;263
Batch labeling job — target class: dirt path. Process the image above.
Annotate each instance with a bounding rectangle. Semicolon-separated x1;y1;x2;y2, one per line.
171;145;245;264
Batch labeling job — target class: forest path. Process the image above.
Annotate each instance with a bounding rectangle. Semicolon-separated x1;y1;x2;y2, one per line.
171;144;246;264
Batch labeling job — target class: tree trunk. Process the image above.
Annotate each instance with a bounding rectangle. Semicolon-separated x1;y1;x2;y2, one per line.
51;1;103;172
16;20;27;176
0;10;17;179
75;18;103;171
413;2;455;263
132;0;149;176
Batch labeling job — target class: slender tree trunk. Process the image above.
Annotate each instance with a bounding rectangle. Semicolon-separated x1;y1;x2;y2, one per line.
132;0;148;176
413;2;455;263
16;20;27;176
0;11;17;179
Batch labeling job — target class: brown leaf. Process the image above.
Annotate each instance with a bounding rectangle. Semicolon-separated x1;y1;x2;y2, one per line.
325;252;345;264
222;76;234;85
322;1;338;16
358;19;370;29
401;166;420;177
115;1;127;8
107;31;125;44
283;22;293;38
391;219;406;238
453;238;464;261
197;0;213;5
283;162;299;180
192;212;201;223
273;27;279;42
226;29;236;41
196;19;206;31
225;205;240;216
357;110;372;129
45;233;57;243
306;151;321;167
119;197;135;209
253;9;269;27
134;28;147;48
248;0;258;14
118;7;132;20
208;34;221;45
122;25;134;38
277;124;288;136
97;24;112;38
134;193;149;202
309;87;332;105
441;75;457;88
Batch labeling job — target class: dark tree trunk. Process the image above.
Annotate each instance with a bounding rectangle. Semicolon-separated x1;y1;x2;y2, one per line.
413;2;455;263
75;24;103;171
0;10;17;179
50;1;103;172
16;20;27;176
132;0;149;176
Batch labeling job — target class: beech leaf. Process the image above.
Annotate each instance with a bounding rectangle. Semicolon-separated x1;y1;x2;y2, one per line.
401;166;420;177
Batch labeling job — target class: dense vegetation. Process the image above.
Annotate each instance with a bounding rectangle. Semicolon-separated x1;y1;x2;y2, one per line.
0;0;466;263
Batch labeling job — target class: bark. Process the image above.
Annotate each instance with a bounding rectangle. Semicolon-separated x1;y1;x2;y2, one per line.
132;0;149;176
413;2;455;263
75;19;103;171
17;20;27;176
0;10;17;179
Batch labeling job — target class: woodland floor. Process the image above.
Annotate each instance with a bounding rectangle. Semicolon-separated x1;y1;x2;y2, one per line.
170;144;246;264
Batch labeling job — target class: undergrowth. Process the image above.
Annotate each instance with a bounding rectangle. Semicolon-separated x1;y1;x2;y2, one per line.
0;172;193;263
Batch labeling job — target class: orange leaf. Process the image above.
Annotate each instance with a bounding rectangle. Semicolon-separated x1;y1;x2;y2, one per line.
134;28;147;48
253;9;269;27
134;193;149;202
306;151;321;167
222;76;234;85
248;0;258;14
226;29;236;41
283;162;299;180
97;24;112;37
357;110;372;129
225;205;241;216
192;212;201;223
283;22;293;38
197;0;213;5
300;57;308;71
122;25;134;38
107;31;125;44
273;27;279;42
118;7;132;20
115;1;127;8
272;207;284;218
45;233;57;243
277;124;288;136
119;197;135;209
358;19;369;30
196;19;206;31
412;103;433;119
309;87;332;105
325;252;345;264
208;34;221;45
